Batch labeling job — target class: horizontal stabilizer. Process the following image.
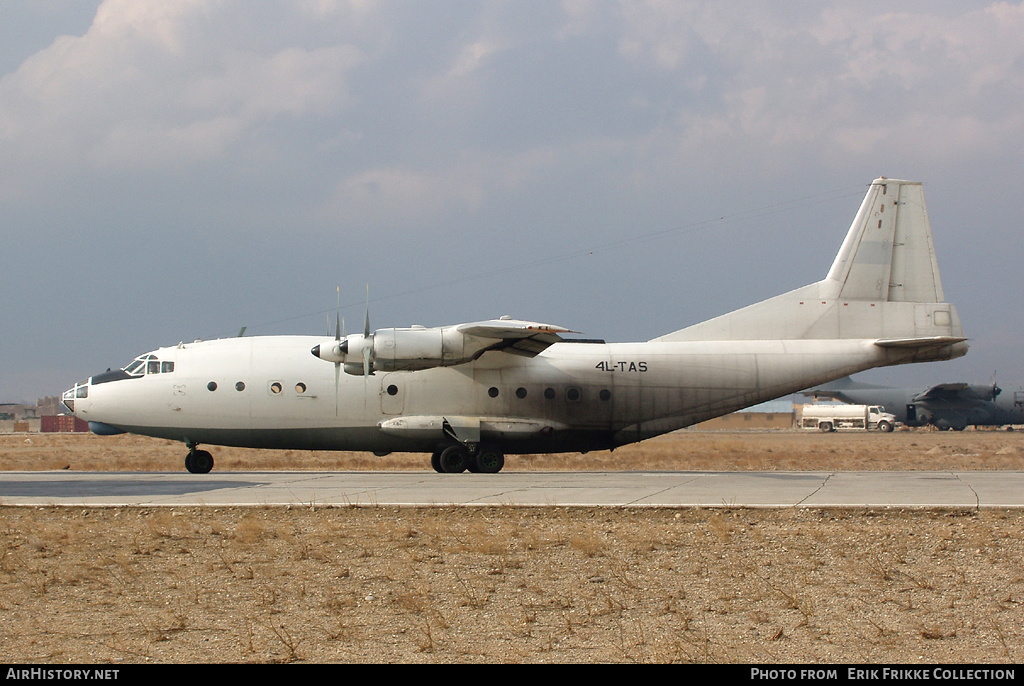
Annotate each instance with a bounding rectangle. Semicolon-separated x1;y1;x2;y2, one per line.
874;336;968;349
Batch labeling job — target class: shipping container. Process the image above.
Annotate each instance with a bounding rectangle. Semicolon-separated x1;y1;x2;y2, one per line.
41;415;90;432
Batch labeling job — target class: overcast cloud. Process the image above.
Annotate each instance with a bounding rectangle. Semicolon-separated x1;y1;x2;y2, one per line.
2;1;1022;403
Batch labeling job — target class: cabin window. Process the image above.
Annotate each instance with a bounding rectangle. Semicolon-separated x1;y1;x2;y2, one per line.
600;389;611;401
207;382;218;392
235;382;246;392
387;384;399;396
295;382;307;394
516;387;527;399
566;387;581;402
488;387;499;398
270;382;283;395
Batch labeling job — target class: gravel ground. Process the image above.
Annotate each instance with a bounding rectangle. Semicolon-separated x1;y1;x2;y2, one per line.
1;429;1023;663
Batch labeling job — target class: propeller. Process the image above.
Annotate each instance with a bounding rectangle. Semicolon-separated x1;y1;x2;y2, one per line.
334;309;341;415
310;286;375;379
991;371;1002;401
362;288;372;377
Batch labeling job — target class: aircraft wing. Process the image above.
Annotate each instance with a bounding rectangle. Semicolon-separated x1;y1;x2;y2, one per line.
912;383;978;402
456;319;576;357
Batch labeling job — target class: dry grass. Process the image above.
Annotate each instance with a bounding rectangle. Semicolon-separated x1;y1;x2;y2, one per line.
2;506;1023;663
3;427;1024;473
2;428;1024;663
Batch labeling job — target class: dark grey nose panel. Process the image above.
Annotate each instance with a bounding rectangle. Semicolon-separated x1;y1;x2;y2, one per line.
90;369;135;385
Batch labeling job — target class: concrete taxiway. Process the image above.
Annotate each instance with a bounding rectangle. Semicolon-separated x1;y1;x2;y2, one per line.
2;470;1023;508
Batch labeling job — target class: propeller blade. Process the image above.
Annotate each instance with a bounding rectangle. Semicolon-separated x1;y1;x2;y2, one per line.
363;296;370;338
334;359;340;416
363;284;372;382
335;287;343;416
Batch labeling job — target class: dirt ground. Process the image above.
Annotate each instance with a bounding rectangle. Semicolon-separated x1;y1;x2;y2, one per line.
2;428;1024;664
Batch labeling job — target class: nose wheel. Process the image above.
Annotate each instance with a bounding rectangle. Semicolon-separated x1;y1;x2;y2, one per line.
185;444;214;474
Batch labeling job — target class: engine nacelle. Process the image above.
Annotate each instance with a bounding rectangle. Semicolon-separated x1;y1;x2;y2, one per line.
311;325;482;375
372;327;448;372
311;317;571;375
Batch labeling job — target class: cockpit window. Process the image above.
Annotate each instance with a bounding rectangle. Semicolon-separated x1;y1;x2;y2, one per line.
124;359;146;376
123;354;174;377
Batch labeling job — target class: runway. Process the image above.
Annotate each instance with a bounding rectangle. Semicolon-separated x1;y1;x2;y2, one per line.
2;470;1024;508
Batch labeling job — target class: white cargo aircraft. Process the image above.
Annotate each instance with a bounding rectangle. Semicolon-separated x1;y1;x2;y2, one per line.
63;178;967;474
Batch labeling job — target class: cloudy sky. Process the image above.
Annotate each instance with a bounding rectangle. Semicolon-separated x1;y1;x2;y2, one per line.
2;0;1022;404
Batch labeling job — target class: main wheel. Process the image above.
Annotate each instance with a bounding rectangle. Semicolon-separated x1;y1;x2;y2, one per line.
475;447;505;474
430;451;444;473
438;445;469;473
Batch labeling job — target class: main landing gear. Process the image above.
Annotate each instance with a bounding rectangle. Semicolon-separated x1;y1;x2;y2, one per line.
185;441;214;474
430;444;505;474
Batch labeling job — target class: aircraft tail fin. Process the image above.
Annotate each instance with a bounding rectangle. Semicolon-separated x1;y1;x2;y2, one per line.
654;178;967;363
826;178;944;302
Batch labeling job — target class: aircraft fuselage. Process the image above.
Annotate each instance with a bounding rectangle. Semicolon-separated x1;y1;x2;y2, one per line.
67;334;895;455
